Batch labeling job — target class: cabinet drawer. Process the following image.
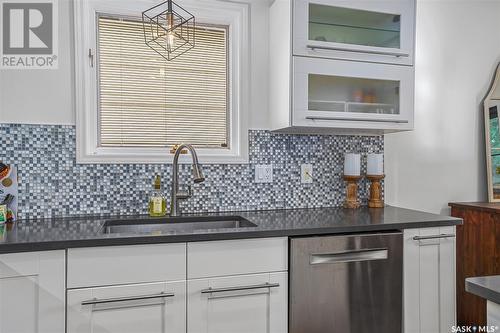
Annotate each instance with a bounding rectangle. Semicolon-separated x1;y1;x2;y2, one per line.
68;281;186;333
68;243;186;288
187;237;288;279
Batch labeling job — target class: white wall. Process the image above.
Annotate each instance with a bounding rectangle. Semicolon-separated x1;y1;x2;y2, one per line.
3;0;498;214
385;0;500;214
0;0;75;124
0;0;270;128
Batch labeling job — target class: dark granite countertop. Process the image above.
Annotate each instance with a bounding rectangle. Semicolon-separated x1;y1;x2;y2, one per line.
466;276;500;304
0;205;462;254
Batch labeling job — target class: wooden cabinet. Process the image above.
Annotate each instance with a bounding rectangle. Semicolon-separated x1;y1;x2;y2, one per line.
187;272;288;333
404;226;456;333
449;202;500;327
0;251;65;333
269;0;415;134
67;281;186;333
293;0;415;65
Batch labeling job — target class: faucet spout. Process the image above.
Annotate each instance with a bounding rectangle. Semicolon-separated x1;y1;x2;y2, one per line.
170;144;205;216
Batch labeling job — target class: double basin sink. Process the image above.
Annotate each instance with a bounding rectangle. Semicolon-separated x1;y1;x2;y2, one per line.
101;215;258;235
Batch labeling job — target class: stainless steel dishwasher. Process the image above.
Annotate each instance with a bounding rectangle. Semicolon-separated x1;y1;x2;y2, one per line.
290;231;403;333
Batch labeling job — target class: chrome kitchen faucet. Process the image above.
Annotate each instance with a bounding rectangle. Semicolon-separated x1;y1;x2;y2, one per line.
170;144;205;216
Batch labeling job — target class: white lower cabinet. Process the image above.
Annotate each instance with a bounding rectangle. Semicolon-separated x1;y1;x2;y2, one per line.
65;238;289;333
404;226;456;333
0;250;65;333
187;272;288;333
67;281;186;333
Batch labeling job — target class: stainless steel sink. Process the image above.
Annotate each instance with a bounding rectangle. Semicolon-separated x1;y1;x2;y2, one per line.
101;216;257;235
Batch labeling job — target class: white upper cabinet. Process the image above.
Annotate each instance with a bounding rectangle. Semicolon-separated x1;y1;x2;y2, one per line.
293;0;415;65
293;56;414;131
269;0;416;134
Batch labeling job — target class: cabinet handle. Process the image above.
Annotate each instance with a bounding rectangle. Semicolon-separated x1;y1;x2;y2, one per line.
88;48;94;68
201;282;280;295
310;248;388;265
81;292;175;306
412;234;455;241
305;116;409;123
306;44;410;58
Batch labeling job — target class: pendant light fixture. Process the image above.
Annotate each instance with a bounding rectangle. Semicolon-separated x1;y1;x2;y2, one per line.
142;0;195;61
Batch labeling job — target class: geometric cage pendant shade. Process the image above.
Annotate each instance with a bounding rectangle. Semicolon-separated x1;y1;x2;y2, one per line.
142;0;195;61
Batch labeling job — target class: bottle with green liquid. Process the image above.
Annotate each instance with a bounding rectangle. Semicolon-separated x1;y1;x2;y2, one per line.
149;175;167;217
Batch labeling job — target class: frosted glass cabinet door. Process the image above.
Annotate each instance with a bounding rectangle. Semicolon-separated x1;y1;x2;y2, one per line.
67;281;186;333
188;272;288;333
293;0;415;65
293;56;414;131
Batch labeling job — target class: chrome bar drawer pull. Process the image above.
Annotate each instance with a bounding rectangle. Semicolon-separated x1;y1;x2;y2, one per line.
201;282;280;295
305;116;409;124
310;248;388;265
81;292;175;306
306;44;410;58
412;234;456;241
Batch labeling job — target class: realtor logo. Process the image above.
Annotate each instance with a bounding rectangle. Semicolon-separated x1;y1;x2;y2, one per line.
1;0;58;69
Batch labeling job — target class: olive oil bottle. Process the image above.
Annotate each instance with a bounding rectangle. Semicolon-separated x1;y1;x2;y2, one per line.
149;175;167;217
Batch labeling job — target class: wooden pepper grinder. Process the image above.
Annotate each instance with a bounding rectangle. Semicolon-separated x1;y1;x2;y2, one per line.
343;153;361;209
366;153;385;208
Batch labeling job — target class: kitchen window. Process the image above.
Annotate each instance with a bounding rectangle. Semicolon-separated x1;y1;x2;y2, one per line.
75;1;249;163
98;16;229;149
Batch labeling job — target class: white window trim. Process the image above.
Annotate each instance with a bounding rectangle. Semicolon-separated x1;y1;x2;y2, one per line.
74;0;250;164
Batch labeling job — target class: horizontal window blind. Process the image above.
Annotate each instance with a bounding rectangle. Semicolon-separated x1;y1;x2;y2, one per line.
97;16;229;148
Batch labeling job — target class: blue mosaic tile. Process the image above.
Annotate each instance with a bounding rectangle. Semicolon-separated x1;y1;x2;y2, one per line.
0;123;384;219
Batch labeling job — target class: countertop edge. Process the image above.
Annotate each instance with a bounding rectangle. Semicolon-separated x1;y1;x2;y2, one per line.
0;217;462;254
465;277;500;304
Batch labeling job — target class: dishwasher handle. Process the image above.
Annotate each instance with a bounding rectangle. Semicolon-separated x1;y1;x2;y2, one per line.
310;248;388;265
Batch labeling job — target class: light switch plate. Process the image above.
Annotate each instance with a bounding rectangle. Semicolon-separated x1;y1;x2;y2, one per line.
255;165;273;183
301;164;313;184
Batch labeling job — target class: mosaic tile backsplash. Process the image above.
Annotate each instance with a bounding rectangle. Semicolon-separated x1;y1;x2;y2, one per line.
0;123;383;219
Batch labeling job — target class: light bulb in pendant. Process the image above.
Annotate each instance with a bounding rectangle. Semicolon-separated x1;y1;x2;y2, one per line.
166;32;175;51
166;10;175;52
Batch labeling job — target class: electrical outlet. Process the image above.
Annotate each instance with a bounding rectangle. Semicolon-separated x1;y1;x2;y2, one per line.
301;164;313;184
255;165;273;183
